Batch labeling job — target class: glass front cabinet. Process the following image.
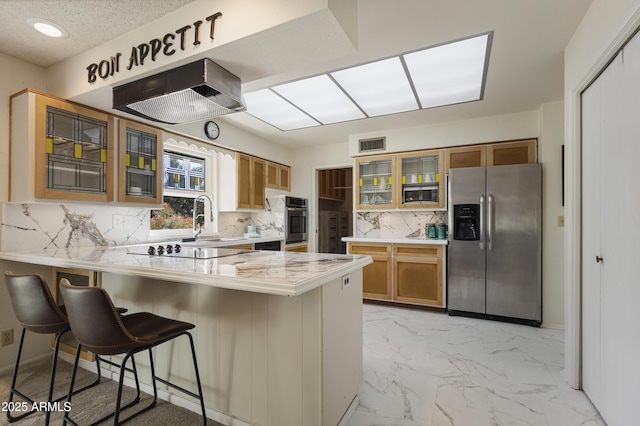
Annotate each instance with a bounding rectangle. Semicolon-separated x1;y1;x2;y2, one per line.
397;149;444;209
355;155;396;209
10;91;115;203
118;120;163;204
355;150;445;210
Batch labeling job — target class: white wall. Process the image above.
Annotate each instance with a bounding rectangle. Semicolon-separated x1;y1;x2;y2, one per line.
0;54;47;202
538;101;565;329
0;54;49;370
172;118;293;165
563;0;640;388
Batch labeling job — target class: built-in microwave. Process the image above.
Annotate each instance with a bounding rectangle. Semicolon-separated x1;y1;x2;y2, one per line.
402;185;438;204
285;196;307;243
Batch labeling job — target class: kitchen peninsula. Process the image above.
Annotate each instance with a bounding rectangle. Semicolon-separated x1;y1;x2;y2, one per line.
0;246;371;426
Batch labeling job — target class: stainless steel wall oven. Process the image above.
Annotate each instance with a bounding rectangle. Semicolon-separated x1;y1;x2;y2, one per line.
285;196;307;243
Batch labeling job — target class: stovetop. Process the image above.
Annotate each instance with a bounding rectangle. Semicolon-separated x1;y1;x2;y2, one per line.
127;244;251;260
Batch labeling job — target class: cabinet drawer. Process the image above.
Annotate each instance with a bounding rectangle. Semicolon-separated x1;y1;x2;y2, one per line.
393;244;442;258
347;243;391;255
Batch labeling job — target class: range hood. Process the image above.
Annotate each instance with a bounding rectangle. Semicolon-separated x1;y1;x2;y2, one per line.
113;59;246;124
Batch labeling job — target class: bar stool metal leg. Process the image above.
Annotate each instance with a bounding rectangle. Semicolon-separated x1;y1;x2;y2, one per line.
63;345;142;426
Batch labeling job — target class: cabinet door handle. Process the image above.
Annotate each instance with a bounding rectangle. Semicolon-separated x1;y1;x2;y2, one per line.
596;256;603;263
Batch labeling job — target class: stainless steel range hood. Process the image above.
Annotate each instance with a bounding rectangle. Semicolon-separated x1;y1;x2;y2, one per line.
113;59;245;124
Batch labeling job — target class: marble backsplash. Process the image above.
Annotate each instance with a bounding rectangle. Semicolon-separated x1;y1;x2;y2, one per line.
0;196;285;252
216;196;285;238
1;203;150;251
355;210;447;239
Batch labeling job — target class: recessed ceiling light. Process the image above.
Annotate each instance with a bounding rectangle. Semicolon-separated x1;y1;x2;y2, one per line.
27;18;68;38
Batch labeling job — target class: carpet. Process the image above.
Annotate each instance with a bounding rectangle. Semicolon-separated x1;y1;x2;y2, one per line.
0;355;218;425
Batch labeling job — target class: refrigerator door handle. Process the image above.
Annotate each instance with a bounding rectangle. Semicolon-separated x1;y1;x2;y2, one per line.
488;194;494;251
479;194;485;250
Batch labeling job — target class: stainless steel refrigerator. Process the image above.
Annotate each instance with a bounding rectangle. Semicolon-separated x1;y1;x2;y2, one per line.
447;163;542;326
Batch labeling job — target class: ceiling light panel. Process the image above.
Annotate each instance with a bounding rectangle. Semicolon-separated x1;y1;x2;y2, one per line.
331;57;419;117
272;75;365;124
244;90;320;131
404;33;490;108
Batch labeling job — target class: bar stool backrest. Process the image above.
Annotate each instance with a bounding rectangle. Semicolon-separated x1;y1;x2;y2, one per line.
5;271;68;334
59;278;139;355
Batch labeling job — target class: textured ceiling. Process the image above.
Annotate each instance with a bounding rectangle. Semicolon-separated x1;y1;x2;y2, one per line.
0;0;198;67
0;0;595;148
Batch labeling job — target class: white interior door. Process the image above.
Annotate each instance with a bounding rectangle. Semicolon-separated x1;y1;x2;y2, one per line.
620;31;640;425
582;35;640;425
581;65;603;410
598;52;625;425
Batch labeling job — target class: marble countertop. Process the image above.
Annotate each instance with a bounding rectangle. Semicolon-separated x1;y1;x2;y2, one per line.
0;245;371;297
342;237;449;245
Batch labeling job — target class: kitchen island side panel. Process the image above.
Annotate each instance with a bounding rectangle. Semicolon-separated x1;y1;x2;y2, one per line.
101;272;361;426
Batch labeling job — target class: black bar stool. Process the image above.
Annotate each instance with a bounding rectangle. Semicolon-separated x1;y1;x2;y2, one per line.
59;278;207;425
3;271;103;425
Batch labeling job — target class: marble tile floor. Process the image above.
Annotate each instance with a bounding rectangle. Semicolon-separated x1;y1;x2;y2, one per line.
347;303;605;426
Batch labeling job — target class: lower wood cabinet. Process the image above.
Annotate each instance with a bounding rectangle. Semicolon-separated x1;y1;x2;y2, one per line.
51;267;98;361
347;243;392;300
393;245;443;306
347;242;445;307
286;243;308;252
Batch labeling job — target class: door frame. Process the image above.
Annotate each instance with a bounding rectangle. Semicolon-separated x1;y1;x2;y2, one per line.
311;162;353;253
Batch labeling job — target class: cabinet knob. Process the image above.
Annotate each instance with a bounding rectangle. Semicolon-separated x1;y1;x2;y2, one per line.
596;256;603;263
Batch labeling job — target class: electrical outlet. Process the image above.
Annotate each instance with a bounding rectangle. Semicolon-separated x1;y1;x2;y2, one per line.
1;329;14;347
341;274;350;290
558;215;565;227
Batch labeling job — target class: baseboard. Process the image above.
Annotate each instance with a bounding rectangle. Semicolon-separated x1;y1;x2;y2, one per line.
0;353;52;375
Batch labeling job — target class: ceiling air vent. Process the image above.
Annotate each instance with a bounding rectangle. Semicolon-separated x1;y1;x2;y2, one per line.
359;137;386;153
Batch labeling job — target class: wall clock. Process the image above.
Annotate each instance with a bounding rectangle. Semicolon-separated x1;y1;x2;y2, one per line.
204;121;220;140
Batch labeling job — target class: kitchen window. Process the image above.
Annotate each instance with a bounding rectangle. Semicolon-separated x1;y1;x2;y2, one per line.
163;152;206;192
150;144;216;236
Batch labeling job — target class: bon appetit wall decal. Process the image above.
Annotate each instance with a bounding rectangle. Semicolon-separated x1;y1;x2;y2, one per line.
86;12;222;83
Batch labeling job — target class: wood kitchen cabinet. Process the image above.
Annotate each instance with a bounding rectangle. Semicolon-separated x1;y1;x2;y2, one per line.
487;139;536;166
266;161;291;191
392;245;443;306
445;145;487;172
51;267;98;361
9;90;115;203
397;149;444;209
237;153;266;209
319;169;346;201
347;243;392;300
118;120;163;205
355;155;396;209
445;140;537;172
279;164;290;191
219;152;266;211
347;241;445;308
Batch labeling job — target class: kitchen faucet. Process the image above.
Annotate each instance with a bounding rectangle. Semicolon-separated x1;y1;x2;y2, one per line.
193;194;214;239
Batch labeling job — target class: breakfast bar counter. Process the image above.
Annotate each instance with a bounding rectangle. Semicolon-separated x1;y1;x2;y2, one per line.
0;244;371;296
0;247;371;426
